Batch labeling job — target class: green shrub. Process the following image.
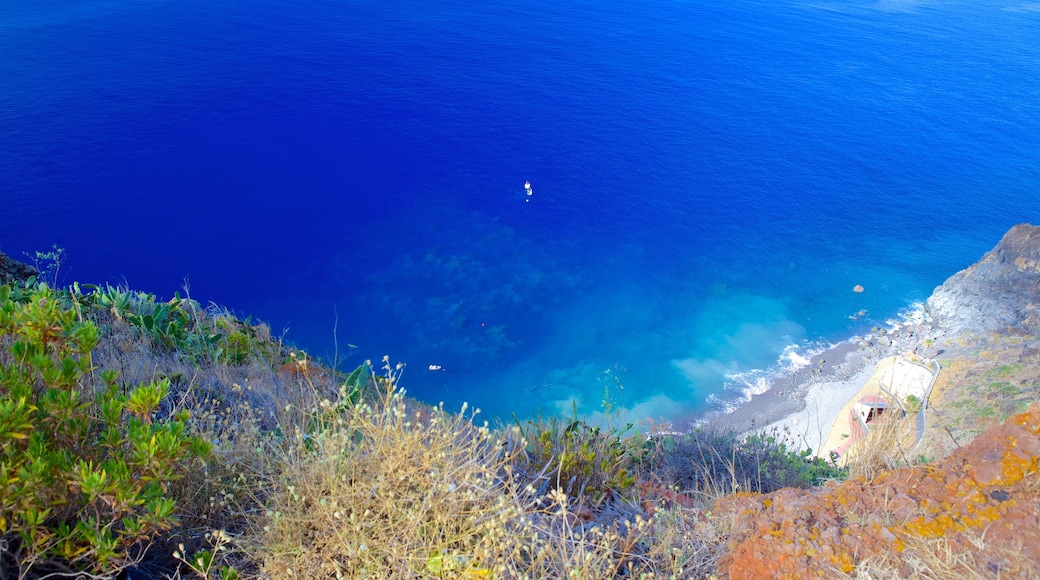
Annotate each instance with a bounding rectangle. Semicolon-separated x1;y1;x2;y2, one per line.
991;363;1022;378
510;414;649;503
657;426;844;496
213;317;281;367
905;394;922;412
0;283;210;578
990;381;1020;396
222;330;252;365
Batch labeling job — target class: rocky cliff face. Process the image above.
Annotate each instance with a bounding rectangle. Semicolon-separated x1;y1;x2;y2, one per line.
717;403;1040;578
0;251;36;285
926;223;1040;335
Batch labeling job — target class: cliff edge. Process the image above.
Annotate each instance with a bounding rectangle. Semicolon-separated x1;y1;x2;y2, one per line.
926;223;1040;335
0;251;36;285
717;403;1040;578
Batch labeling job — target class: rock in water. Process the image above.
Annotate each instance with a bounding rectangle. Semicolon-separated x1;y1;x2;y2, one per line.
926;223;1040;334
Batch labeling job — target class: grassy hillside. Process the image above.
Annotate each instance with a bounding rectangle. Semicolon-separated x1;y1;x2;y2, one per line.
919;332;1040;461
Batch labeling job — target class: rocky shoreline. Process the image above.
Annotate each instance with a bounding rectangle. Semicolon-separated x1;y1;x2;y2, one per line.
702;223;1040;452
703;317;934;441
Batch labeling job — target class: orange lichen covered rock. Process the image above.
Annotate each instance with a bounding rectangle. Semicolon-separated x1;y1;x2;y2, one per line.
715;404;1040;578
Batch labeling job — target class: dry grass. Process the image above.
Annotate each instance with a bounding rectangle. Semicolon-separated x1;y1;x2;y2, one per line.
243;358;729;579
42;299;732;578
842;397;919;481
254;363;517;578
840;527;1036;579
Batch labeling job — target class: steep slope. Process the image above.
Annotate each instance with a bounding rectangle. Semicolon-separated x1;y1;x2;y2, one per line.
717;404;1040;578
926;223;1040;335
915;223;1040;462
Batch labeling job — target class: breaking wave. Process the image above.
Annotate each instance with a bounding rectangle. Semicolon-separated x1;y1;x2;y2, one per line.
707;341;832;415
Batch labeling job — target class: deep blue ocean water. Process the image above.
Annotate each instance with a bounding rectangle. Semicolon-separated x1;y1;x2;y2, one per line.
2;0;1039;423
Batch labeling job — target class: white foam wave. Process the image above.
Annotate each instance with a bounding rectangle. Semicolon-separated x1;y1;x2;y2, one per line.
702;301;935;419
782;343;812;369
705;392;743;415
724;369;772;399
706;301;933;417
707;339;832;415
887;301;927;328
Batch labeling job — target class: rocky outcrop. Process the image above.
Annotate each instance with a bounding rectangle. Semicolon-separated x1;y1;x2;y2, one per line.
716;403;1040;578
0;251;36;285
926;223;1040;335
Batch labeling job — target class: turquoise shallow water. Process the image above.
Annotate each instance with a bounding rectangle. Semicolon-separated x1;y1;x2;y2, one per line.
1;0;1038;422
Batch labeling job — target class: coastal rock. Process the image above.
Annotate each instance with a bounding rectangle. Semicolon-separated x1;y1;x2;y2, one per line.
715;403;1040;578
926;223;1040;334
0;251;36;285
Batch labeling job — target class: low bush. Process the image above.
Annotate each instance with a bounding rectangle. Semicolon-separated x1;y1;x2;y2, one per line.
0;282;210;578
252;357;524;578
657;426;845;496
74;283;284;369
841;397;919;480
508;414;650;504
248;357;728;579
